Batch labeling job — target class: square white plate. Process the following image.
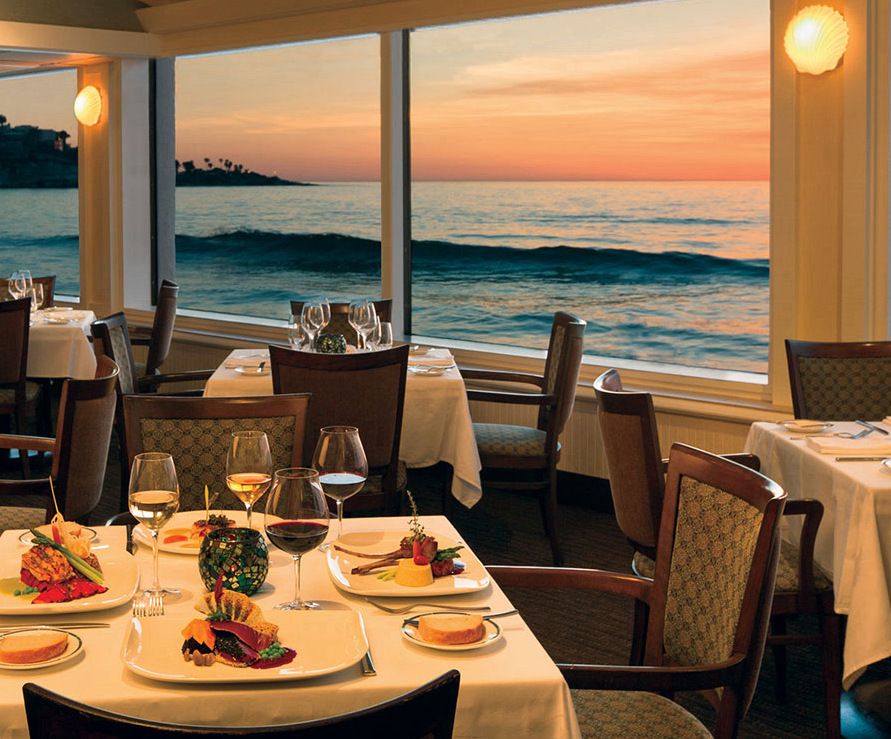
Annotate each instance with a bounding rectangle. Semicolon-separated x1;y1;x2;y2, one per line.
122;610;367;683
133;510;280;555
0;552;138;615
326;530;490;597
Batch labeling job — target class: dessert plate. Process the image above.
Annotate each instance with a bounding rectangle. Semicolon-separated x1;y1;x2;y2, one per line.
123;610;367;683
327;530;490;597
777;420;833;434
0;628;83;670
401;615;502;652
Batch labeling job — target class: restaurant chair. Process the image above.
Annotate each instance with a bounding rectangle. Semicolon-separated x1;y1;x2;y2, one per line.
460;311;586;566
270;343;408;515
0;274;55;307
91;312;217;506
23;669;460;738
289;298;392;347
130;278;180;377
594;368;841;739
0;356;118;531
121;393;310;512
488;443;786;739
0;297;42;478
786;338;891;420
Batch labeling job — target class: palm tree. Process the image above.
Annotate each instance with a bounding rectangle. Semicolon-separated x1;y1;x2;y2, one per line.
175;159;181;172
204;157;212;169
183;160;196;173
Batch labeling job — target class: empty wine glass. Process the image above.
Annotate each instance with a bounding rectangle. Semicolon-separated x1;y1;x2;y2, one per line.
8;272;26;300
318;297;331;334
312;426;368;542
287;313;308;349
378;321;394;350
226;430;273;530
348;299;377;350
265;468;330;610
301;303;324;351
29;283;44;311
129;452;180;598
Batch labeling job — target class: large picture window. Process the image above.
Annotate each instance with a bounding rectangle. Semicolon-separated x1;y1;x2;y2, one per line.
0;70;80;297
174;37;381;320
409;0;769;373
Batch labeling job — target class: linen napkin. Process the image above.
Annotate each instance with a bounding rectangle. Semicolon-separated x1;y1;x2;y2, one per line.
224;351;269;368
805;436;891;455
408;348;454;367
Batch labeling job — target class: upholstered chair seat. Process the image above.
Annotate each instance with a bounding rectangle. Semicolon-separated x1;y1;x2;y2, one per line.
572;689;712;739
473;423;561;458
361;460;408;495
0;382;41;405
0;506;46;534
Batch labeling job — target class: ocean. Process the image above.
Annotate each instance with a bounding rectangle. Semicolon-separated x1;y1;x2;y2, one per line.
0;181;768;373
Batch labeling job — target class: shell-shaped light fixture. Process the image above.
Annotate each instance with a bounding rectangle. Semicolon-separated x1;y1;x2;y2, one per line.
74;85;102;126
785;5;849;75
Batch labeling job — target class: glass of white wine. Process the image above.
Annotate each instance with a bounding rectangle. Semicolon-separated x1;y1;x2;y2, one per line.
226;430;273;530
128;452;180;598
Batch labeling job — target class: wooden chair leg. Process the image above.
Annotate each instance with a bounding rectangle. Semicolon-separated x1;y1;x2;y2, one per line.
820;611;843;739
544;467;562;566
770;615;788;702
630;598;649;665
16;402;30;479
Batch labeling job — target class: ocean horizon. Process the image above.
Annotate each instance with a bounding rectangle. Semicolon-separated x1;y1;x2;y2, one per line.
0;180;769;373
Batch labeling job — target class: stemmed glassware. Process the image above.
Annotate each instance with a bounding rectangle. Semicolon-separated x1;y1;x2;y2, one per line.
128;452;180;598
378;321;394;350
264;468;330;610
8;271;29;300
348;299;377;350
226;430;273;530
287;313;308;349
29;283;44;311
301;303;325;351
312;426;368;541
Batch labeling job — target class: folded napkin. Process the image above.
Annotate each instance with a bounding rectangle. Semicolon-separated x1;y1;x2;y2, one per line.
806;436;891;455
408;349;454;367
224;351;269;368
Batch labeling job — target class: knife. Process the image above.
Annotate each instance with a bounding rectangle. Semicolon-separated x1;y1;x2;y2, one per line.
0;623;111;631
856;420;889;435
834;456;889;462
403;609;519;627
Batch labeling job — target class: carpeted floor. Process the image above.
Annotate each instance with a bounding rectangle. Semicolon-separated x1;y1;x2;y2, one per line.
7;444;891;738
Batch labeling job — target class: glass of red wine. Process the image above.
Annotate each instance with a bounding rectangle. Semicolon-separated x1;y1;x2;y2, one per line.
264;468;330;610
311;426;368;542
226;430;273;531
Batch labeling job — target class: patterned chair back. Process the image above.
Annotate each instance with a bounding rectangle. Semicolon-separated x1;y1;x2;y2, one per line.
786;339;891;420
123;394;310;511
91;313;139;395
594;369;664;553
289;300;393;348
646;444;785;724
145;279;179;375
0;297;29;388
539;312;586;439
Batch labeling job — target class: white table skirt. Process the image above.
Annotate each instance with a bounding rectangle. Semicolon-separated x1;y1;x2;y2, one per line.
745;421;891;689
204;349;483;508
0;517;580;739
26;309;97;379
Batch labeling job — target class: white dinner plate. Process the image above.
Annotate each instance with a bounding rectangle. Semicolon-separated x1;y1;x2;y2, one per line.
777;420;834;434
234;365;270;376
133;510;279;555
408;365;454;376
0;552;138;615
122;610;367;683
18;527;98;547
401;615;502;651
326;530;490;597
0;628;83;670
880;459;891;475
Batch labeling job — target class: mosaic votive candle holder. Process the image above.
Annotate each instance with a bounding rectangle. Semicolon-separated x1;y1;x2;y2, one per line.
317;334;347;354
198;527;268;595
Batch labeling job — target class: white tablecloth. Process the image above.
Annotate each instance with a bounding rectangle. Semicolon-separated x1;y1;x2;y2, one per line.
0;517;580;739
745;421;891;688
27;309;97;379
204;349;483;508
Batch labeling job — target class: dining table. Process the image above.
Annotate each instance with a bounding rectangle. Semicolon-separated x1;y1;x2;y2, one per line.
203;348;484;508
744;420;891;689
0;516;581;739
26;308;97;380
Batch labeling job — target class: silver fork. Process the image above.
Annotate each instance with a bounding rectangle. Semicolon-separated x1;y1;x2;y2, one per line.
365;598;490;614
132;592;165;617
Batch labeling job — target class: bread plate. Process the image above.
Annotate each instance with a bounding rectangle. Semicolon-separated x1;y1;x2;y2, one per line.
777;420;833;434
18;526;97;547
122;610;367;683
401;614;502;651
133;510;280;555
0;628;83;670
0;551;138;615
326;530;490;597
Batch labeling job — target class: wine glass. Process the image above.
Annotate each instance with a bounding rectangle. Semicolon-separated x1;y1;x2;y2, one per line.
317;297;331;334
226;430;273;530
287;313;308;349
312;426;368;541
128;452;180;598
264;468;329;610
378;321;394;350
301;303;324;351
29;283;44;312
348;299;377;350
366;316;381;351
8;272;26;300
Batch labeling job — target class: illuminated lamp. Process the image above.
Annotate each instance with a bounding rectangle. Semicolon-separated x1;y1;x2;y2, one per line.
74;85;102;126
785;5;849;75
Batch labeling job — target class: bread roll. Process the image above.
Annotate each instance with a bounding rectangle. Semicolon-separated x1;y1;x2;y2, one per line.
0;631;69;664
418;613;485;645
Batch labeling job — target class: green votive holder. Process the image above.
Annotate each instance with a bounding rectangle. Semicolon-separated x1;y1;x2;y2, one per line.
198;527;268;596
317;334;347;354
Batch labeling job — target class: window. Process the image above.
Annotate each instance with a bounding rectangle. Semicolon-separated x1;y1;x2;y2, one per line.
0;70;80;297
174;37;381;321
409;0;769;373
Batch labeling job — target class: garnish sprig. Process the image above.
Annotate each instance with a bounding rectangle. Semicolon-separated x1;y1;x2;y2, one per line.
405;490;425;542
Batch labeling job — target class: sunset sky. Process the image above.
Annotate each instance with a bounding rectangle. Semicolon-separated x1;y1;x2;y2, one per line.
1;0;768;182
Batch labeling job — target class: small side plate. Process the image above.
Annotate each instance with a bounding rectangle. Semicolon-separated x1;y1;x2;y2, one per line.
234;365;271;376
402;614;502;651
0;628;82;670
777;420;833;434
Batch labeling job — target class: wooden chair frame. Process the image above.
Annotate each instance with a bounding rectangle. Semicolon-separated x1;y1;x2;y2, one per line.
130;279;179;376
0;297;39;477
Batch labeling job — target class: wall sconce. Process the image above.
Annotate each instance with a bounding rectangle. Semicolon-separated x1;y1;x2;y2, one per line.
785;5;849;75
74;85;102;126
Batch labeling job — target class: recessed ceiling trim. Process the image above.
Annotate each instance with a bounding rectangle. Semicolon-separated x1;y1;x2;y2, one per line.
0;19;161;58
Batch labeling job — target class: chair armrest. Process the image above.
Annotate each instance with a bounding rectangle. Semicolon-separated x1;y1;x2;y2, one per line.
459;367;546;389
781;498;825;600
558;653;746;692
465;389;555;406
137;369;215;391
0;477;53;498
0;434;55;453
486;566;652;604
